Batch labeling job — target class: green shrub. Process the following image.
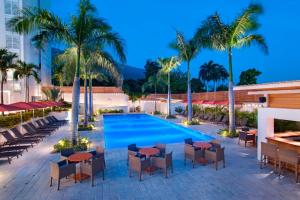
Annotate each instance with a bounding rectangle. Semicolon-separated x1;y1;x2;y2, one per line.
218;129;239;138
53;137;90;153
165;115;176;119
274;119;300;132
182;118;200;125
235;110;257;128
175;106;184;114
98;109;124;114
78;124;95;131
153;111;161;115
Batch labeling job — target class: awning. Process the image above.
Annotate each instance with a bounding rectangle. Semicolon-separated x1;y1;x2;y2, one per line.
0;104;21;112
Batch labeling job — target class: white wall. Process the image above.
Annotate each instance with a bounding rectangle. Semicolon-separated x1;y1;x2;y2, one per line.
140;100;185;115
257;107;300;160
63;93;129;114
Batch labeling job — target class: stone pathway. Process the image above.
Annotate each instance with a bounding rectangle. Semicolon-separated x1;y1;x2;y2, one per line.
0;117;299;200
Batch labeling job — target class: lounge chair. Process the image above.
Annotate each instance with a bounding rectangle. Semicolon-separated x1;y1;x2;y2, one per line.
260;142;278;171
205;146;225;170
0;144;28;152
0;151;23;164
82;157;105;186
151;152;173;178
38;119;58;130
11;127;43;141
47;116;67;126
24;123;52;135
1;131;35;147
238;131;255;147
214;115;224;123
184;144;202;168
50;160;77;190
278;148;300;183
128;154;150;181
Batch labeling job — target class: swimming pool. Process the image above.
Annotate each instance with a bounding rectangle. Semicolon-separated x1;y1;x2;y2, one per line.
103;114;214;149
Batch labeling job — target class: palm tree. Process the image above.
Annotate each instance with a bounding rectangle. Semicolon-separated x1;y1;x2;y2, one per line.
142;74;166;113
171;31;200;122
0;49;18;105
158;56;180;117
195;4;268;133
13;61;40;102
42;87;62;101
9;0;126;145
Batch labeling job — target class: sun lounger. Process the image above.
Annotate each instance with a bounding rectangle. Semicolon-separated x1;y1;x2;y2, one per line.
11;127;44;141
1;131;36;147
0;151;22;164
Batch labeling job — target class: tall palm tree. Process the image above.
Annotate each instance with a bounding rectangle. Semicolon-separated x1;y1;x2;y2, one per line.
195;4;268;133
199;60;215;92
158;56;180;117
171;31;200;122
9;0;126;145
142;74;166;113
0;49;18;105
13;61;40;102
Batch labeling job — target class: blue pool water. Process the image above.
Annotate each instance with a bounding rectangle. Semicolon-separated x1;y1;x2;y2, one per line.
103;114;214;149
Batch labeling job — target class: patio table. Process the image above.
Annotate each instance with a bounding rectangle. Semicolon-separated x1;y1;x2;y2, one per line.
193;142;212;164
139;148;160;173
68;152;93;182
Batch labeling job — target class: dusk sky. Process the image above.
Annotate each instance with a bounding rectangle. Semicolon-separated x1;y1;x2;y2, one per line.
51;0;300;84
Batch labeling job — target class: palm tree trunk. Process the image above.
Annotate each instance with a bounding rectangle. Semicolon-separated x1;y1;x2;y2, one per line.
1;77;4;104
154;82;157;112
84;66;88;127
26;77;29;102
71;47;81;146
88;71;93;120
167;72;171;116
187;61;192;122
214;81;217;100
228;48;236;133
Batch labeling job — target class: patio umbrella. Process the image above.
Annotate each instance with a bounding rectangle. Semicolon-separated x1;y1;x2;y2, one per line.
215;101;228;106
0;104;21;112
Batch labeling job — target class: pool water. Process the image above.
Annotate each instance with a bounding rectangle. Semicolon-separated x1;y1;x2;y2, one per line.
103;114;214;149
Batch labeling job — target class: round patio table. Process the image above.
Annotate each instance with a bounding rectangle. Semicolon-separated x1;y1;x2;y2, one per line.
193;142;212;149
248;130;257;135
68;152;93;182
139;148;160;158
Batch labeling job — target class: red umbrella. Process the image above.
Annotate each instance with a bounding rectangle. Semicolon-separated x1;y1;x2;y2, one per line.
10;102;36;110
0;104;21;112
215;101;228;105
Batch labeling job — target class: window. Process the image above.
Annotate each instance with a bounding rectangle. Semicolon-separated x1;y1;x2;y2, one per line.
6;34;20;49
5;17;12;32
4;0;19;15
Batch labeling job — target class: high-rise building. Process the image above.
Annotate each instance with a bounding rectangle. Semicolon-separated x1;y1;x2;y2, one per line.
0;0;52;103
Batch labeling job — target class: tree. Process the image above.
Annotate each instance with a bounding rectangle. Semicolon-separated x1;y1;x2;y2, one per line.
42;87;62;101
0;49;18;105
13;61;40;102
158;56;180;117
238;68;261;85
144;60;161;81
123;79;144;112
171;31;200;122
191;78;205;93
142;74;166;112
9;0;126;145
196;4;268;133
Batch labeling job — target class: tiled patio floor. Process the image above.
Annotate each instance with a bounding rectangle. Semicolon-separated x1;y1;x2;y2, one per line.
0;117;299;200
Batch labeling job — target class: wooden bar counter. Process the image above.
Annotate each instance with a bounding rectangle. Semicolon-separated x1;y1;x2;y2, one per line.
267;132;300;154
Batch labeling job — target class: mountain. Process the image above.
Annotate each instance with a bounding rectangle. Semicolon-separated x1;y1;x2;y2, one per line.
119;64;145;80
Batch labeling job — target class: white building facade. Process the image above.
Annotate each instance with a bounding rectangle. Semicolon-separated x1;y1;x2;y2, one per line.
0;0;52;103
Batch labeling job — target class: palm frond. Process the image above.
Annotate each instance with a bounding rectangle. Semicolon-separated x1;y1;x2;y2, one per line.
234;34;268;54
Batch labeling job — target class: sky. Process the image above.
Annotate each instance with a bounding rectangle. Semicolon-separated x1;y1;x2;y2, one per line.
50;0;300;84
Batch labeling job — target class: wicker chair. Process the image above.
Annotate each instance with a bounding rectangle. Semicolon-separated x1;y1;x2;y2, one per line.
184;144;202;168
128;155;150;181
260;142;278;171
82;157;105;186
205;147;225;170
278;148;300;183
238;131;255;147
50;160;76;190
127;144;140;165
151;152;173;178
89;146;106;168
60;148;75;161
184;138;193;145
154;143;166;156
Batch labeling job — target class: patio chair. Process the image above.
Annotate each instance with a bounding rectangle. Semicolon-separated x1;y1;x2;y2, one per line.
50;116;68;125
214;115;224;123
0;151;23;164
260;142;278;171
184;144;202;168
278;148;300;183
207;114;215;122
35;120;56;131
151;151;173;178
0;144;29;152
10;127;43;142
238;131;255;147
128;155;150;181
218;115;229;125
22;124;51;137
89;146;106;168
60;148;75;161
184;138;193;145
154;143;166;156
1;131;35;147
39;119;59;130
82;157;105;186
50;160;77;190
27;122;53;134
209;140;221;151
205;146;225;170
127;144;141;165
